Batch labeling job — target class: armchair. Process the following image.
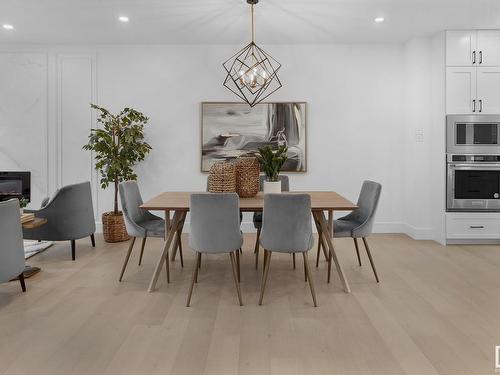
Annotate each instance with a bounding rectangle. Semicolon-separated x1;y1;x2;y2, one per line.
23;181;96;260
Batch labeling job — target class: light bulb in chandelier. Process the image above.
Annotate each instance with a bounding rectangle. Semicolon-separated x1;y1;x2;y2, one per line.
237;65;270;89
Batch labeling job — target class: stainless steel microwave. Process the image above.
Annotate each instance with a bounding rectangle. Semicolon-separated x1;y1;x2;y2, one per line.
447;115;500;154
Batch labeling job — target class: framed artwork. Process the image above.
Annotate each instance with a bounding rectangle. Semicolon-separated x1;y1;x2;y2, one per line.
201;102;307;172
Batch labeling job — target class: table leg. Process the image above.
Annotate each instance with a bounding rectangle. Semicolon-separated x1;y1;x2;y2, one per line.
148;210;183;292
328;210;333;234
164;211;170;241
170;216;186;261
314;211;351;293
313;214;329;264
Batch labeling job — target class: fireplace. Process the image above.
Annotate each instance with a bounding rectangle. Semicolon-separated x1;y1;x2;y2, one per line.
0;172;31;202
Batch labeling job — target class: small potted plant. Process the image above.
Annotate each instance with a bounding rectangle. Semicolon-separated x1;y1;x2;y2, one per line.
257;145;288;194
84;104;152;243
19;197;29;214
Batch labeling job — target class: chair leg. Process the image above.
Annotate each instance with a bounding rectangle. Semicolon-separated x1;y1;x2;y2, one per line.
316;235;321;268
138;237;147;266
70;240;76;261
90;234;95;247
195;254;200;283
229;252;243;306
362;237;379;283
327;250;332;284
235;250;241;283
353;238;362;266
303;254;307;282
177;231;184;268
165;250;170;283
254;228;261;269
259;250;272;305
119;237;136;282
303;252;318;307
293;253;296;269
18;272;26;292
186;252;201;307
262;249;268;277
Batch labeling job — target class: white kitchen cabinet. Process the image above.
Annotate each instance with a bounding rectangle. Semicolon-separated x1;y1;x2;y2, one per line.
477;67;500;114
446;31;476;66
446;30;500;114
477;30;500;66
446;67;476;114
446;212;500;241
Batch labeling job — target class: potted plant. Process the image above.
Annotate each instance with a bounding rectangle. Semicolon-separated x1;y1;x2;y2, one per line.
84;104;152;243
18;197;29;214
257;145;288;194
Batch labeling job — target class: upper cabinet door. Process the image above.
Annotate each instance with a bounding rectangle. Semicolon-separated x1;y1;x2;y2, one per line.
477;31;500;66
477;68;500;113
446;67;477;114
446;31;477;66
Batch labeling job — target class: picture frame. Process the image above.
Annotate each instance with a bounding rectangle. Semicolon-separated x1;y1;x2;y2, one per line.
200;102;307;173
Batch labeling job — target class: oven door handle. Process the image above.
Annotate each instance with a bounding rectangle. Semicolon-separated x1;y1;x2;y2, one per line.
449;164;500;168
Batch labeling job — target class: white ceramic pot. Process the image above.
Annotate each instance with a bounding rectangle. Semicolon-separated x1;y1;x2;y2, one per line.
263;180;282;194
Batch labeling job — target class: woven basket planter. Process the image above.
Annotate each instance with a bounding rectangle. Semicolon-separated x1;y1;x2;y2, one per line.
102;211;130;243
208;161;236;193
235;157;260;198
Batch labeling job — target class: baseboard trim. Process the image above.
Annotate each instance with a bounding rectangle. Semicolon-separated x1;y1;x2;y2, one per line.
95;220;434;240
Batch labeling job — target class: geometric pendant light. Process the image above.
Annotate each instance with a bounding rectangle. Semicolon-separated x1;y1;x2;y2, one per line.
222;0;282;107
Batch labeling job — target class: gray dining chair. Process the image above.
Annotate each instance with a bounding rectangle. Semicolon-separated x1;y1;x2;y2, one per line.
118;181;184;283
187;193;243;307
253;175;290;269
0;199;27;292
320;180;382;282
259;194;317;307
22;181;96;260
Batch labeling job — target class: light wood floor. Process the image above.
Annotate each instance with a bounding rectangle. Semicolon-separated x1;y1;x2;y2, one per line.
1;234;499;375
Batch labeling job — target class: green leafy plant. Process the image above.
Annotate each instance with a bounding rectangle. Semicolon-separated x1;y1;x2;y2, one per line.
257;145;288;182
18;197;29;209
83;104;152;215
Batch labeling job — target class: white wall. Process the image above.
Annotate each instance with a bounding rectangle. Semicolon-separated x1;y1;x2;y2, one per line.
0;42;442;237
403;38;434;239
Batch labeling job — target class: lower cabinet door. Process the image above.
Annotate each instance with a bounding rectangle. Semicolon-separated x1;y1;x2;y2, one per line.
446;213;500;239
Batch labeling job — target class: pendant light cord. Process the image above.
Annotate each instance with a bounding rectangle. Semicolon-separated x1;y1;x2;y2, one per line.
251;4;255;43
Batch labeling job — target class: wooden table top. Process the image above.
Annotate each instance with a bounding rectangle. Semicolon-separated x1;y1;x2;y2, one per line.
141;191;357;212
22;217;48;229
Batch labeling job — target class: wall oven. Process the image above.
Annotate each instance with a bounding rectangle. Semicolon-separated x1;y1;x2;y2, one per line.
447;115;500;154
447;154;500;211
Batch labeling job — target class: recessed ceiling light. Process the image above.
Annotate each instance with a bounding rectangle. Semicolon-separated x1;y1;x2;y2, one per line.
2;24;14;30
374;17;385;23
118;16;129;23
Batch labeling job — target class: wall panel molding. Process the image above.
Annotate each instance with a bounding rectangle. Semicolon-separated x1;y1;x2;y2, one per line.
56;53;98;217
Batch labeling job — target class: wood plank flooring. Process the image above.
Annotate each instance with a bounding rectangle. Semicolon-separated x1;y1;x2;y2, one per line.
0;234;499;374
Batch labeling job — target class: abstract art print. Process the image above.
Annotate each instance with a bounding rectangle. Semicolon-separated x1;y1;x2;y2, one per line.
201;102;307;172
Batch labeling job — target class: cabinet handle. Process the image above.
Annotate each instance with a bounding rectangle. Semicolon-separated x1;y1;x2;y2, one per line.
472;99;476;112
479;99;483;112
472;51;476;64
479;51;483;64
470;225;485;229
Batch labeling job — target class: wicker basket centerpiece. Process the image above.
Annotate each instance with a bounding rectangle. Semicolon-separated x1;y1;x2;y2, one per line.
235;156;260;198
208;161;236;193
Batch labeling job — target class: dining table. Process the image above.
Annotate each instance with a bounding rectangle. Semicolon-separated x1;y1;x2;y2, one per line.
141;191;358;293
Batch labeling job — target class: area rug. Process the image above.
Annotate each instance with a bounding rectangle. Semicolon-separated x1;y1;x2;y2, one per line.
24;240;53;259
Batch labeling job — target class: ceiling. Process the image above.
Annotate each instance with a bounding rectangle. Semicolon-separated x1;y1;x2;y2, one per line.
1;0;500;45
